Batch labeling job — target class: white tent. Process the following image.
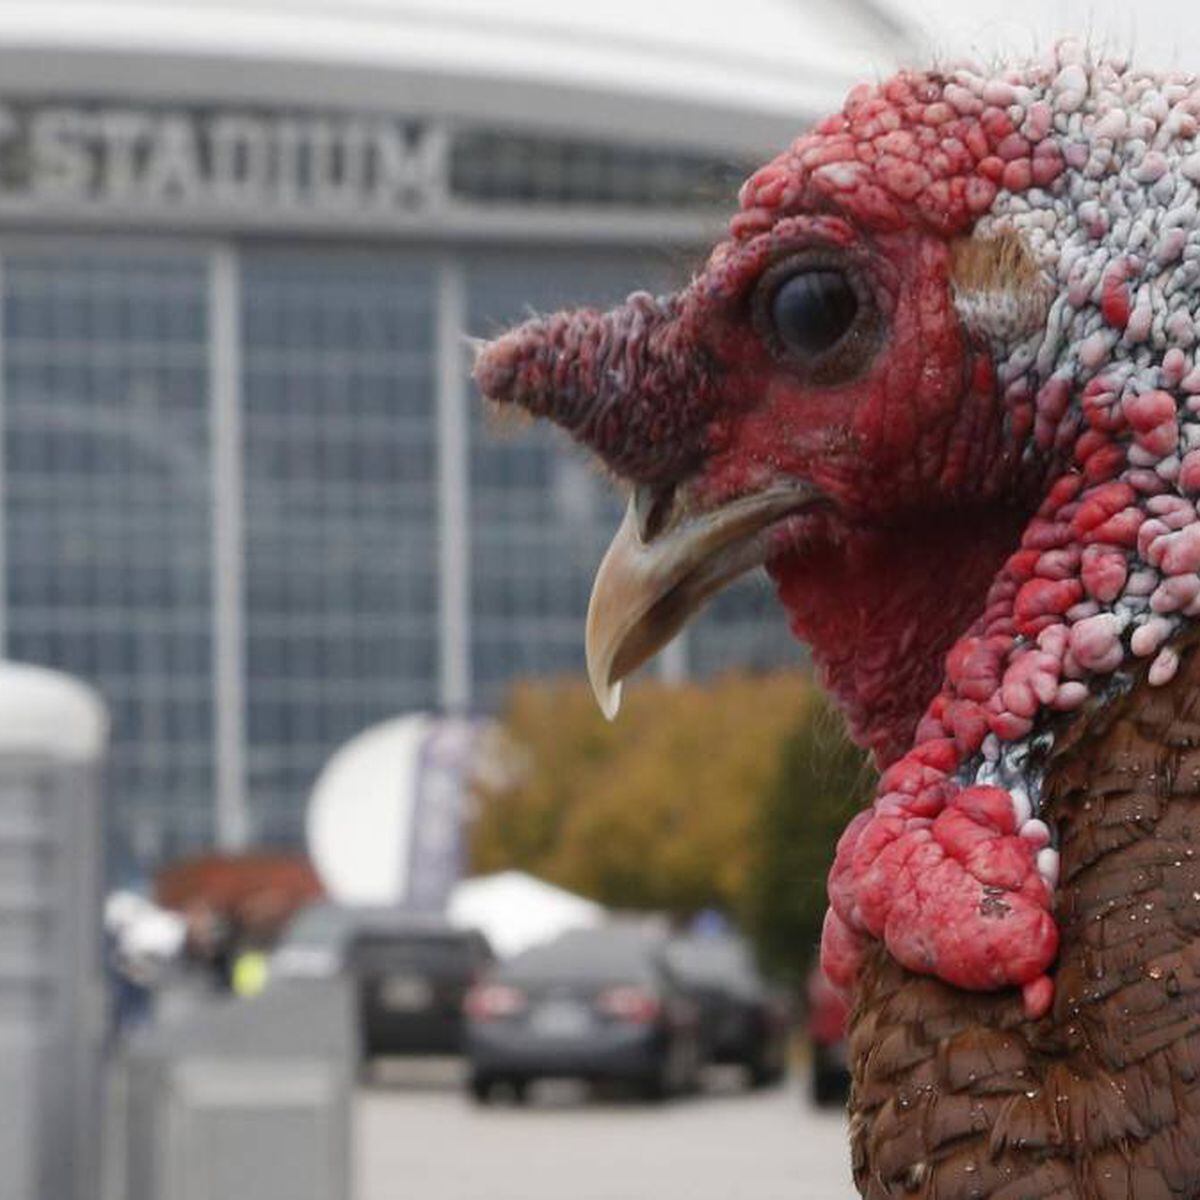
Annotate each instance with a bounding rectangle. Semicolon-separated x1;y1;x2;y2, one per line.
447;871;606;958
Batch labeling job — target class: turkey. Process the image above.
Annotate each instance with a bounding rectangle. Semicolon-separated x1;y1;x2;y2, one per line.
474;43;1200;1199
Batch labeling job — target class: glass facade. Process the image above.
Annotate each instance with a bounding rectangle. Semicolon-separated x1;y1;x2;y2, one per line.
4;251;213;864
0;238;802;870
450;131;751;209
241;251;440;844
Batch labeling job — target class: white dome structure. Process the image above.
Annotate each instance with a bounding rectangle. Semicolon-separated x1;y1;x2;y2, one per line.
0;0;914;152
306;714;433;907
0;662;108;762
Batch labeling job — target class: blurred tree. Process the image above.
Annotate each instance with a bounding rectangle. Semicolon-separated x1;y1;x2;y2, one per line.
469;672;813;917
741;693;875;987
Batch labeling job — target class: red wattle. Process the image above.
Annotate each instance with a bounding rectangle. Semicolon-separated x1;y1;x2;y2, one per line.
823;776;1058;996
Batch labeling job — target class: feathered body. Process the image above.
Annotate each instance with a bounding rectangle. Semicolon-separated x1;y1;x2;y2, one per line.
475;42;1200;1198
852;640;1200;1197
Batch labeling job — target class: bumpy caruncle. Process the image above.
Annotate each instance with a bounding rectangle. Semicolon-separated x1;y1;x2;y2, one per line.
782;44;1200;1016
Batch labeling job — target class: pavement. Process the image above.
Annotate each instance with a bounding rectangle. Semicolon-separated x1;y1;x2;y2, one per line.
355;1064;853;1200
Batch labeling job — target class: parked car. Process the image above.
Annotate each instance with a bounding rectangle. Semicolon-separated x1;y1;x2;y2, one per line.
666;933;790;1087
464;927;702;1102
806;965;851;1106
271;903;493;1061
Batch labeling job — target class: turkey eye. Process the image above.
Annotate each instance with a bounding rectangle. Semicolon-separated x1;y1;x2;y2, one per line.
769;269;859;358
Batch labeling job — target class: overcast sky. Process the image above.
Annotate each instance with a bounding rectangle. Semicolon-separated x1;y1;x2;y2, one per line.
893;0;1200;74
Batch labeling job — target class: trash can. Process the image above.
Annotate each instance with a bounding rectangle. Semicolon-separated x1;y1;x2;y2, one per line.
122;978;354;1200
0;663;109;1200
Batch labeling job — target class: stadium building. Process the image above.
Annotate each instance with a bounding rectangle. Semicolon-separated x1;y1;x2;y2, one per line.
0;0;911;869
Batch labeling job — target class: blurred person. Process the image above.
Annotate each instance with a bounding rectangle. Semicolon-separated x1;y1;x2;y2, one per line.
182;900;236;991
103;889;187;1035
231;943;271;998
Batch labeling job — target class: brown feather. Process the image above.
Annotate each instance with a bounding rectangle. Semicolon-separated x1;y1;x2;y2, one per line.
849;640;1200;1198
949;230;1053;341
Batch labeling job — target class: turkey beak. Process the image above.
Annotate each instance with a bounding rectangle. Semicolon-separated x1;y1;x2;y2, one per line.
586;482;819;718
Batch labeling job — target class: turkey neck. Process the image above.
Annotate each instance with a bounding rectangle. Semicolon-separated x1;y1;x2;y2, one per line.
847;638;1200;1200
770;502;1029;767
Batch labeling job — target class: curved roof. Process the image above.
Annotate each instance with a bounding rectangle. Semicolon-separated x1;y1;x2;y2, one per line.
0;662;108;761
0;0;915;152
307;713;431;906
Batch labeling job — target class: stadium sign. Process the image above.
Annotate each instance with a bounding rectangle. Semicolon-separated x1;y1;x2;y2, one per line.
0;100;448;226
0;98;735;240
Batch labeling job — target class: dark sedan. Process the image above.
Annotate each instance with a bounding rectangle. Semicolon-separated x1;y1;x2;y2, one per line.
666;934;790;1087
464;927;702;1102
271;904;493;1061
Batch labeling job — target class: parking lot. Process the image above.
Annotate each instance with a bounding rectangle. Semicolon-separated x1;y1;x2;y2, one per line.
356;1067;852;1200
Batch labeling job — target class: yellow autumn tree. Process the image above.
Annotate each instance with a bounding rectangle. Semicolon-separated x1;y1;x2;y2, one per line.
469;671;822;917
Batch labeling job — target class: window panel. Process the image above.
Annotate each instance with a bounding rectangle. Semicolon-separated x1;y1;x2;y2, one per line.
241;251;439;845
3;250;214;868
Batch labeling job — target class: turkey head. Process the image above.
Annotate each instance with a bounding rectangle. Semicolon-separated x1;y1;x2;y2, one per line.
475;42;1200;1196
